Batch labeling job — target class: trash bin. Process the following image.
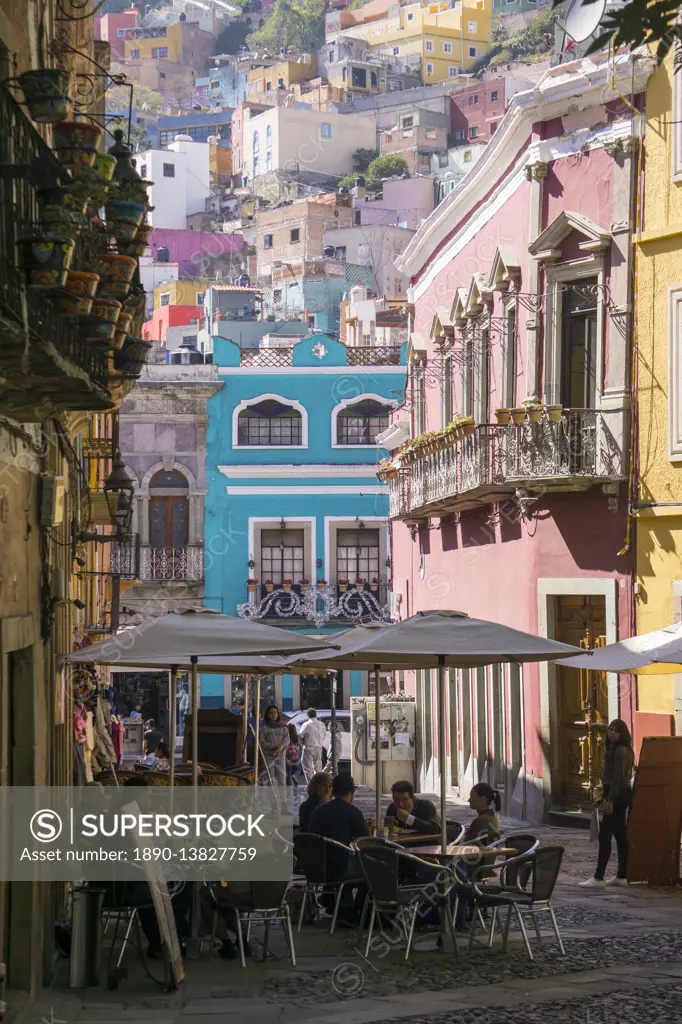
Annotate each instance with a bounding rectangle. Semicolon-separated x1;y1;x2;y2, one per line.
69;886;104;988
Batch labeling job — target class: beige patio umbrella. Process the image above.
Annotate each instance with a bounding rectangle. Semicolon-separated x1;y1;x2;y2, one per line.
64;610;336;788
555;620;682;674
287;611;585;851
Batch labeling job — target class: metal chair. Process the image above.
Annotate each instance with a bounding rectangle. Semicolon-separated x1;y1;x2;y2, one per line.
446;820;466;844
293;832;364;935
356;841;458;960
481;833;540;945
224;881;296;968
470;844;566;960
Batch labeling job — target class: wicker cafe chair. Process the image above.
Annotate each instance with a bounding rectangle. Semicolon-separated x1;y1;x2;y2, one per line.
469;845;566;960
293;832;365;935
356;841;458;960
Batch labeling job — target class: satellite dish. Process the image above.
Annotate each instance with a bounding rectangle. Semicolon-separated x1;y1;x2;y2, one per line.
562;0;606;43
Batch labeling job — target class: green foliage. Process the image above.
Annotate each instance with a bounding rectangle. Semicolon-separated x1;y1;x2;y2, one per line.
570;0;682;64
246;0;326;54
349;0;374;8
366;154;409;181
107;83;164;115
472;8;554;70
215;18;251;55
337;172;358;190
352;147;379;172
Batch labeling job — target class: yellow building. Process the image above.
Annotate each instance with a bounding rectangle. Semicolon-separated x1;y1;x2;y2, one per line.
125;23;184;63
329;0;491;83
246;55;317;97
153;279;214;308
635;49;682;735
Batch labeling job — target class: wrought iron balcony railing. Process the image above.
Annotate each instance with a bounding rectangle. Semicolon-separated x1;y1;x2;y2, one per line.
346;346;402;366
387;409;626;519
139;546;204;582
237;578;391;626
0;85;113;417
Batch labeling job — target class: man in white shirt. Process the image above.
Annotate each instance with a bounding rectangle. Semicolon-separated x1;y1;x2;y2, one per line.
298;708;327;782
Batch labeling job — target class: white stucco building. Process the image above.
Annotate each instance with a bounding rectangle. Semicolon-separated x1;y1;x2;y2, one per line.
137;137;211;230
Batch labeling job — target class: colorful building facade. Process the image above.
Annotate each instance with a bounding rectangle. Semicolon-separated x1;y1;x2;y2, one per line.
387;52;652;821
635;50;682;739
202;332;407;710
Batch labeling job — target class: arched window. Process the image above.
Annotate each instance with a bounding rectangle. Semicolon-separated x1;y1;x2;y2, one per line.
238;399;303;446
337;398;391;445
149;470;189;548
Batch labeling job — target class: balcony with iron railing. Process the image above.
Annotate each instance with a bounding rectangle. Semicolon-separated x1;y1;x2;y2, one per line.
238;577;391;625
139;546;204;582
386;409;627;519
0;85;116;418
239;345;404;368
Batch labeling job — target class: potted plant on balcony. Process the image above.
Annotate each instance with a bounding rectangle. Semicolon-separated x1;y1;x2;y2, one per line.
113;336;152;376
317;577;328;588
355;578;366;593
54;120;102;174
17;235;75;289
523;401;543;424
338;578;348;593
370;577;381;593
495;408;511;425
510;407;526;426
17;69;71;124
282;578;293;593
16;68;70;124
265;579;274;593
298;578;310;592
105;198;147;242
376;457;397;481
247;578;258;593
546;403;563;422
95;253;137;300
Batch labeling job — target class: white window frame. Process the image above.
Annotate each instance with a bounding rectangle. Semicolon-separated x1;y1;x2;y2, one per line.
669;284;682;459
407;10;414;19
425;39;434;51
426;62;434;75
448;66;458;77
159;292;170;307
393;45;400;55
543;256;606;407
331;393;396;449
443;41;453;53
324;516;389;583
674;44;682;180
468;20;478;32
501;293;517;409
232;393;309;449
468;45;477;58
248;516;315;588
320;122;332;139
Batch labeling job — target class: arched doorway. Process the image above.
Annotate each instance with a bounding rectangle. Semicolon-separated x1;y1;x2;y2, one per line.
149;469;189;549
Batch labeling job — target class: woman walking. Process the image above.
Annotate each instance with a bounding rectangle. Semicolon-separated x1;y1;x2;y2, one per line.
259;704;290;786
580;719;635;888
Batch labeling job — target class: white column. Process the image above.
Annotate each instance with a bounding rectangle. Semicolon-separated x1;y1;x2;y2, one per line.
524;161;547;402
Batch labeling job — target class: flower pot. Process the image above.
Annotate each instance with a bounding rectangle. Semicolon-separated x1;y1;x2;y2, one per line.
18;69;70;124
64;271;100;299
95;253;137;299
247;583;257;593
113;335;153;376
526;407;543;424
461;421;475;436
546;404;563;423
494;408;511;425
105;199;145;233
93;152;117;182
40;206;84;237
370;583;378;593
339;583;348;593
54;121;102;173
18;236;74;289
56;292;93;317
510;408;526;426
37;184;82;214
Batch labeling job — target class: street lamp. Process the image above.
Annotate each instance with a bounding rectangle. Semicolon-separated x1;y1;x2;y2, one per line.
103;454;136;536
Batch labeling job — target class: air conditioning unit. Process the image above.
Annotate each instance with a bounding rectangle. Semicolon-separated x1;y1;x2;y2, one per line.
40;475;64;527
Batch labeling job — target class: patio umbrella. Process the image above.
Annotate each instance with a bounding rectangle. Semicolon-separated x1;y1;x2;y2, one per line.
286;611;585;850
555;621;682;674
63;610;336;788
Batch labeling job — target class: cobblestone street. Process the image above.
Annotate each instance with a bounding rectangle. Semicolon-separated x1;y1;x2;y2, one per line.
14;790;682;1024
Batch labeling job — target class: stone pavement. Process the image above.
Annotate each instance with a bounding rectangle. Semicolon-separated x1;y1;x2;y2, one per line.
12;789;682;1024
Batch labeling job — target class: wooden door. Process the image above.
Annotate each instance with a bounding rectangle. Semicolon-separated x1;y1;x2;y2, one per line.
554;595;608;806
149;497;189;548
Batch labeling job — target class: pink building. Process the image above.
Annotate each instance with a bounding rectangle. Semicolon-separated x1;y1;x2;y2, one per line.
149;228;245;278
94;8;139;61
142;304;203;347
386;53;653;822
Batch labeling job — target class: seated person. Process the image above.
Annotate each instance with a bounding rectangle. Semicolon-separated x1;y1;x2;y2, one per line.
143;719;163;756
385;780;440;836
299;772;332;832
464;783;502;845
154;741;171;772
309;773;368;923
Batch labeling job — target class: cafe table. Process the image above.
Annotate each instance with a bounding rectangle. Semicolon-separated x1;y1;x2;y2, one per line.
392;841;519;953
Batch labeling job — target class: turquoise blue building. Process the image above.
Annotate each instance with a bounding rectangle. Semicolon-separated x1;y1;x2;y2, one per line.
202;331;407;711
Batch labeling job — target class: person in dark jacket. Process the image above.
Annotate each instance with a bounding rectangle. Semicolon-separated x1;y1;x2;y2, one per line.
299;772;332;831
384;780;440;835
309;773;368;924
581;719;635;888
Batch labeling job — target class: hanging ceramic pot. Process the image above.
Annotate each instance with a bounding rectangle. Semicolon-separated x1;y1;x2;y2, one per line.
18;236;74;289
105;200;145;241
113;336;152;376
93;152;117;182
54;121;102;174
18;69;70;124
